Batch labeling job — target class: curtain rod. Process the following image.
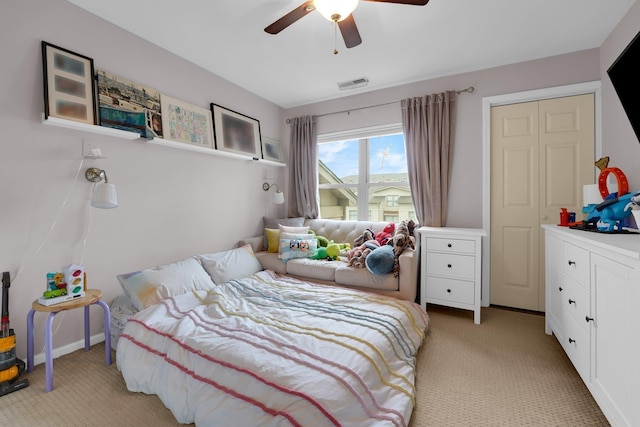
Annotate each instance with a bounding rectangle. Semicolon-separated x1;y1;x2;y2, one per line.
286;86;474;123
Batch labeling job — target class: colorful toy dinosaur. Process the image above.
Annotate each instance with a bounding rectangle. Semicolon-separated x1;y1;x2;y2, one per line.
583;191;640;231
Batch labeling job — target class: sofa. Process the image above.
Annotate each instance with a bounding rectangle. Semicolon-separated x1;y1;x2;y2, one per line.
240;218;419;302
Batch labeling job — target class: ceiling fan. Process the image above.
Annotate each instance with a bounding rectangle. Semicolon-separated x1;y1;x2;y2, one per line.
264;0;430;51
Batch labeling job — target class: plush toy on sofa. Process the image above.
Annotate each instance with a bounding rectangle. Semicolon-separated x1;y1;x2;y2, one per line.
310;243;341;261
346;240;380;268
391;219;417;277
354;229;374;247
307;230;330;248
374;223;395;246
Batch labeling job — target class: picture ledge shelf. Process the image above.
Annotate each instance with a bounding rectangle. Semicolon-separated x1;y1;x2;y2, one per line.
42;114;140;140
42;115;285;167
148;138;285;166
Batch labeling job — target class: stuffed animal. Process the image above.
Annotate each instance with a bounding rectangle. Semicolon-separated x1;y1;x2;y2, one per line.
310;243;341;261
346;240;380;268
308;230;330;247
375;223;395;246
354;228;374;247
391;219;417;277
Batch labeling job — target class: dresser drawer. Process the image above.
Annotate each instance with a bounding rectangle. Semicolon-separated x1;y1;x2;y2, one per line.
426;237;475;254
562;276;591;334
425;276;475;305
563;242;590;288
561;315;590;380
426;253;475;280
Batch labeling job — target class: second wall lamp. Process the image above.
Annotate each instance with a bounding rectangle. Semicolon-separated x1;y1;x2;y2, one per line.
263;182;285;204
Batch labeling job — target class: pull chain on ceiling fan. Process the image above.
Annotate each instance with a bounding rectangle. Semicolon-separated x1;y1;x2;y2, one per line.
264;0;430;53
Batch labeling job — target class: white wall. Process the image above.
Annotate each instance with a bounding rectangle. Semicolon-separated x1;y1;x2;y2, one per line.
1;0;284;359
600;2;640;186
4;0;638;361
284;49;602;228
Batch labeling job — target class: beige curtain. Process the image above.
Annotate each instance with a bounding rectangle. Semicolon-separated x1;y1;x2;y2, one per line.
401;91;457;227
288;115;319;219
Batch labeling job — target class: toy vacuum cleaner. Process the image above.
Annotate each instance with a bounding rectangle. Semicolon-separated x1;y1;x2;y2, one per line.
0;271;29;396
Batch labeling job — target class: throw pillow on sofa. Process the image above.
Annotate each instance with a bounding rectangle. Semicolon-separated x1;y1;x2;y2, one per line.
265;228;281;253
279;237;317;262
262;217;305;251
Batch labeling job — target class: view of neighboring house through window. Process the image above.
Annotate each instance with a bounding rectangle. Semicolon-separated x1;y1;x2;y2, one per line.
318;126;416;222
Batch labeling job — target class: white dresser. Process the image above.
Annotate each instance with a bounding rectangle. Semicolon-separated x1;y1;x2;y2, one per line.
418;227;486;324
542;224;640;427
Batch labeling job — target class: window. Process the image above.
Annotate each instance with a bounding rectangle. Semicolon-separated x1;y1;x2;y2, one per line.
384;213;400;222
318;127;415;221
386;195;399;207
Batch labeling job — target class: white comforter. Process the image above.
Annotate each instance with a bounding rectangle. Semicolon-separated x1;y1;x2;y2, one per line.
117;270;429;427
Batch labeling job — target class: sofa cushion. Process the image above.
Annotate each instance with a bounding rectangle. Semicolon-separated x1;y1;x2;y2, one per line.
304;219;402;248
262;217;305;251
335;264;399;291
255;252;287;274
286;258;342;282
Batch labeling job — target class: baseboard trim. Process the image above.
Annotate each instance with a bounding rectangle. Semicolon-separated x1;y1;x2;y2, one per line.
31;333;106;367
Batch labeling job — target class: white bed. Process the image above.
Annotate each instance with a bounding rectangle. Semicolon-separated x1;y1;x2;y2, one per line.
116;269;428;426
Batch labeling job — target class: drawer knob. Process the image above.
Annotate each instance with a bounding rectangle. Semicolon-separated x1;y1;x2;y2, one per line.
585;316;594;323
568;299;576;305
568;260;576;266
447;243;452;248
447;264;452;268
558;286;563;292
568;338;576;344
446;289;452;293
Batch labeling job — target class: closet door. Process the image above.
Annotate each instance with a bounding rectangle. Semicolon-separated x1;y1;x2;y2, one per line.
491;94;594;311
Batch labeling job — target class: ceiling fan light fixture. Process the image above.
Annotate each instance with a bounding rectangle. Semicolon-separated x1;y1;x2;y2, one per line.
313;0;359;22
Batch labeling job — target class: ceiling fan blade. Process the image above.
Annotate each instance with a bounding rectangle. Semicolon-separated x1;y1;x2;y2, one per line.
338;15;362;48
264;1;315;34
362;0;429;5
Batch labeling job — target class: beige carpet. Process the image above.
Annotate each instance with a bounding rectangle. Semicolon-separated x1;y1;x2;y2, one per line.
0;306;608;426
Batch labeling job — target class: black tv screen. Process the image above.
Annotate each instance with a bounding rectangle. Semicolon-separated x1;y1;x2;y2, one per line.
607;30;640;144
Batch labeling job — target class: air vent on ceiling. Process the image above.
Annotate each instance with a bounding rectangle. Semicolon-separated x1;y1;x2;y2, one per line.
337;77;369;91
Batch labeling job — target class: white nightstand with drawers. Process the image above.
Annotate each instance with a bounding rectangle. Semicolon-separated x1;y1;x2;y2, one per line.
417;227;486;324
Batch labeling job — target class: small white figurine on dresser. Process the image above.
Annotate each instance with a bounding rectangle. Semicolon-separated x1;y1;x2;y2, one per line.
418;227;486;324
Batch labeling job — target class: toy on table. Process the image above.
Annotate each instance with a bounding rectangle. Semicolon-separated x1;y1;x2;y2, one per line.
38;264;86;306
44;272;67;299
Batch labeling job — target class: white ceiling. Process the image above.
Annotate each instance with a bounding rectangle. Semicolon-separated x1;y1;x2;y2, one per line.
68;0;635;109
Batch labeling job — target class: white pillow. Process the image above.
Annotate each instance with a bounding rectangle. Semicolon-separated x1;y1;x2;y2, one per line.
197;244;263;284
117;257;215;311
279;224;309;235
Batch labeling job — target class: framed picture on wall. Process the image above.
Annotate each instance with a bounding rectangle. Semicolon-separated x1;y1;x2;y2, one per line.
42;41;97;125
97;70;162;139
161;95;214;148
210;104;262;158
262;137;284;163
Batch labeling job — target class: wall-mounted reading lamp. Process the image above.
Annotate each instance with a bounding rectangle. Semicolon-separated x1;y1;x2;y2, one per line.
263;182;285;204
85;167;118;209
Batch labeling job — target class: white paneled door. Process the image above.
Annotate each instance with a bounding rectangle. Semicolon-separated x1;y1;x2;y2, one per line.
490;94;594;311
